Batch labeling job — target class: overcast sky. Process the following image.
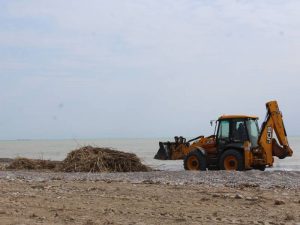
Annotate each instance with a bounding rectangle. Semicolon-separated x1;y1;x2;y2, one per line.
0;0;299;139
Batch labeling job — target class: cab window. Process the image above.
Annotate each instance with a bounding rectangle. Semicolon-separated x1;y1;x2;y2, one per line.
246;119;259;147
218;120;229;140
232;120;247;142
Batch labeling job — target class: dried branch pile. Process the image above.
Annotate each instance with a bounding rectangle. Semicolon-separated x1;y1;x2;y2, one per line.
61;146;151;172
4;146;151;173
7;158;58;170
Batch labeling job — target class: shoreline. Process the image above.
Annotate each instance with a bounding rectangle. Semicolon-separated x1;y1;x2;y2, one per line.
1;170;300;189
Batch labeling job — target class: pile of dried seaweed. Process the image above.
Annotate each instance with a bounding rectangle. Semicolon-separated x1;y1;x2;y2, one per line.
4;146;151;173
7;158;59;170
61;146;151;172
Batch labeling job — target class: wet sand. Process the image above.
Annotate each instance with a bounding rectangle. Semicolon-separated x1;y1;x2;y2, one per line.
0;170;300;225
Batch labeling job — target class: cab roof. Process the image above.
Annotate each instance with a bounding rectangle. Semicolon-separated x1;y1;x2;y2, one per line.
218;115;259;120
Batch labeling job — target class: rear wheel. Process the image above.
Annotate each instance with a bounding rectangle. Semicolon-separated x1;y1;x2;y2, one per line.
219;150;244;171
184;150;206;171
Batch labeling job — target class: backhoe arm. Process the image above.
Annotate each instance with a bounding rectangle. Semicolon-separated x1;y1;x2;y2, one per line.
258;101;293;165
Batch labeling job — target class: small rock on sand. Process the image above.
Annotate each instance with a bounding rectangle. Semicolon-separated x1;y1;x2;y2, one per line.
212;193;221;198
235;194;243;199
274;200;285;205
246;196;258;201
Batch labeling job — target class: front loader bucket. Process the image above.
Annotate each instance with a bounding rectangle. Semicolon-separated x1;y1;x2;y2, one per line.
154;142;169;160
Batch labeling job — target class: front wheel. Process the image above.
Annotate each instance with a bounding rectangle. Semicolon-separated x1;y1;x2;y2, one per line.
184;150;207;171
219;150;244;171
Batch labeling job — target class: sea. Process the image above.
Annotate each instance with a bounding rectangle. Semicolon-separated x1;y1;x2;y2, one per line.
0;137;299;171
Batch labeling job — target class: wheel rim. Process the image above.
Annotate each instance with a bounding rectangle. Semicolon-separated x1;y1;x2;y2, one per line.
224;156;238;170
187;155;199;170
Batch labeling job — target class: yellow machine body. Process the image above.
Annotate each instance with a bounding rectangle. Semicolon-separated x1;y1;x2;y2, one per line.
154;101;293;171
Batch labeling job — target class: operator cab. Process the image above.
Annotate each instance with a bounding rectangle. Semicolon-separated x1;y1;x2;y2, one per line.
216;115;260;149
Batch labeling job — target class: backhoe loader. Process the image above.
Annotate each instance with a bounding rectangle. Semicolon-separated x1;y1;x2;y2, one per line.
154;101;293;171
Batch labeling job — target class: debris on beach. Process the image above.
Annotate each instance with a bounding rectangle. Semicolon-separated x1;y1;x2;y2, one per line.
61;146;151;172
2;146;151;173
7;158;59;170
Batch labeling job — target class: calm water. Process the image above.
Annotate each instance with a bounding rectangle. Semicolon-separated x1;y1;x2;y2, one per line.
0;137;299;171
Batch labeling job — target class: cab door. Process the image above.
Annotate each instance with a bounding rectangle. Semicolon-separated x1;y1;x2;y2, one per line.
216;120;230;151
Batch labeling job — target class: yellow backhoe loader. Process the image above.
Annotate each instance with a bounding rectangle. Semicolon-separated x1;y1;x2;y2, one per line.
154;101;293;171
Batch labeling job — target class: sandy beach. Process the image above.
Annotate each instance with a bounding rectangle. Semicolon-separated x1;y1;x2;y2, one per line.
0;170;300;225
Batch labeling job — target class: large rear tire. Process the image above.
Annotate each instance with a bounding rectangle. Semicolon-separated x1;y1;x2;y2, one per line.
219;149;244;171
184;150;206;171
